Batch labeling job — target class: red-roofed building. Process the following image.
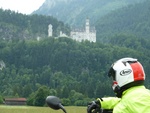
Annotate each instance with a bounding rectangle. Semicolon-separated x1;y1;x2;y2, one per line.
4;98;27;105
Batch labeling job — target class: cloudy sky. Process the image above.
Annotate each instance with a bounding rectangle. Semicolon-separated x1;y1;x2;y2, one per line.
0;0;45;14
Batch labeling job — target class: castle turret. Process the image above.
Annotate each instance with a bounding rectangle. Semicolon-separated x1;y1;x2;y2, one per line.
85;18;90;33
48;24;53;37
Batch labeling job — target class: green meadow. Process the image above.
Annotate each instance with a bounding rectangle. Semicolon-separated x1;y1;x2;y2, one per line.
0;105;86;113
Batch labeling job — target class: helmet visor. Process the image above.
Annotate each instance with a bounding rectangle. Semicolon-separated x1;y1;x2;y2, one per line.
108;67;116;81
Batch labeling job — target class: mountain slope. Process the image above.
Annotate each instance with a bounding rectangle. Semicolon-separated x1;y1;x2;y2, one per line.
0;9;70;40
33;0;146;26
95;0;150;42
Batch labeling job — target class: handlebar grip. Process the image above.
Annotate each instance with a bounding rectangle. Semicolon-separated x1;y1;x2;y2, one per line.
102;109;113;113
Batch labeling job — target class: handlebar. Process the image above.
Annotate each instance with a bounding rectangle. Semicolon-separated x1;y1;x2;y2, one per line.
46;96;113;113
88;107;112;113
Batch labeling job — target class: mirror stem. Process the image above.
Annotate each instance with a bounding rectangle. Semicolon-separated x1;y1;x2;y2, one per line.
58;103;67;113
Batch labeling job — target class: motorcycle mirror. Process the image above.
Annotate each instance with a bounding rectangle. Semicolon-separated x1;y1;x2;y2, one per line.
46;96;67;113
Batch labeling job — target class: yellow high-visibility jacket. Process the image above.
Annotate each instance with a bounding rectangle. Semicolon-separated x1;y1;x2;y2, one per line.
100;86;150;113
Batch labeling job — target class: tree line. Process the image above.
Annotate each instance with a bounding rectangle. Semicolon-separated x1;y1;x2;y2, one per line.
0;8;70;40
0;36;150;106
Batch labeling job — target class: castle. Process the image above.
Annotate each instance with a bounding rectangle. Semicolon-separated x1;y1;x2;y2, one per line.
48;18;96;42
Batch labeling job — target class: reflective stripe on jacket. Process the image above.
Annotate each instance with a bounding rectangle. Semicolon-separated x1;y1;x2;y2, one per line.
101;86;150;113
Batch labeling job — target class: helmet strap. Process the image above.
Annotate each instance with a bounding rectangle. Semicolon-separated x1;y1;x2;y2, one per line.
114;80;144;98
112;81;122;98
113;85;122;98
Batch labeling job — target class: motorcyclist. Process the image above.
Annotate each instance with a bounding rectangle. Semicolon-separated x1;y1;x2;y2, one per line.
87;57;150;113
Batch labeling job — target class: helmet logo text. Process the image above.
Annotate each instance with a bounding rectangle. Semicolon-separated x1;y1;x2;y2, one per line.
120;69;132;76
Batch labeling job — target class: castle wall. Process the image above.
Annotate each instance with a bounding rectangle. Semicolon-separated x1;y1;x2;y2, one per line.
70;19;96;42
48;19;96;42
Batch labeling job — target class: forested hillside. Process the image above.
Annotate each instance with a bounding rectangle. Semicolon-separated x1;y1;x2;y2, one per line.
0;9;70;40
0;37;150;106
1;1;150;106
96;0;150;42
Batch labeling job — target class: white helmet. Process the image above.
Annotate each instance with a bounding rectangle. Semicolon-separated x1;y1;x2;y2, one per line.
108;57;145;97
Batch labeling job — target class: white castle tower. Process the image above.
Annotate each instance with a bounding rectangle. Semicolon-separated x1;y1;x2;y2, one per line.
70;18;96;42
85;18;90;34
48;24;53;37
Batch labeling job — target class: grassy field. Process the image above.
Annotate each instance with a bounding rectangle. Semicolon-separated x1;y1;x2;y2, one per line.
0;105;86;113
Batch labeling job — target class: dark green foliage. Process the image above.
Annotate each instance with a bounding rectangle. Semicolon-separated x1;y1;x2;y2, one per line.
62;98;71;106
0;8;70;40
0;36;150;106
1;1;150;106
27;85;50;106
96;0;150;42
0;95;4;104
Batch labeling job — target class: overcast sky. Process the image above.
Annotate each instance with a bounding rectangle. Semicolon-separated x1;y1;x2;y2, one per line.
0;0;45;14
